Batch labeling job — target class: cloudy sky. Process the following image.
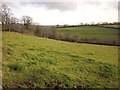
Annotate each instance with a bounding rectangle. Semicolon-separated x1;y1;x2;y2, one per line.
1;0;119;25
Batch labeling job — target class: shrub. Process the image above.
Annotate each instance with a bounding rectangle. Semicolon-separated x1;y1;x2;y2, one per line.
98;64;117;78
7;63;24;72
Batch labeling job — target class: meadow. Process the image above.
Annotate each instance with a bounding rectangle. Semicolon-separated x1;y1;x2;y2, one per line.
2;32;119;88
56;26;119;45
100;25;119;28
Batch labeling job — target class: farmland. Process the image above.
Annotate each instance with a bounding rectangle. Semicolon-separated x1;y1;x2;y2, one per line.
56;26;119;45
100;25;119;28
2;32;119;88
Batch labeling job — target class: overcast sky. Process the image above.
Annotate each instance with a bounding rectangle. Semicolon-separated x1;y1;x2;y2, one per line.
1;0;119;25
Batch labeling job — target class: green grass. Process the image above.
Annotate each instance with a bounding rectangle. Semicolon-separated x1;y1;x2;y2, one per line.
101;25;119;28
57;26;119;44
2;32;119;88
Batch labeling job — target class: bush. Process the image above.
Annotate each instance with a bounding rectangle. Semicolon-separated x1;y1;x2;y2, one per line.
98;64;117;78
7;63;24;72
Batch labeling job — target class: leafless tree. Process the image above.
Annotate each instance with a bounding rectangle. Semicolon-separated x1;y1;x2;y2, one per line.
1;4;13;31
1;4;13;25
21;16;33;30
10;17;19;24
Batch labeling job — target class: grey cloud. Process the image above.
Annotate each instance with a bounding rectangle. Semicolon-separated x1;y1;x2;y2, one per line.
2;0;77;11
83;1;118;11
20;2;77;11
106;2;118;10
102;2;118;11
2;2;22;9
85;1;101;6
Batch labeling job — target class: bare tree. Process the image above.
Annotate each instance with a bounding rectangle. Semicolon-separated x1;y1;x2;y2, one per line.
1;4;13;24
21;16;33;30
1;4;13;31
10;16;20;32
10;17;19;24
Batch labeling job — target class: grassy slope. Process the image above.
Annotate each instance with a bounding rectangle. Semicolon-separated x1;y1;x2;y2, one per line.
57;26;118;44
101;25;119;28
2;32;119;88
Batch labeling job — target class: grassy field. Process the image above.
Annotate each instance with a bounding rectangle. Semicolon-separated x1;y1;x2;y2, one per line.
57;26;119;45
100;25;119;28
2;32;119;88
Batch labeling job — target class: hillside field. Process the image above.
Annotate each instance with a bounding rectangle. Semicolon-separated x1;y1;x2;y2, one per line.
2;32;119;88
57;26;119;45
100;25;119;28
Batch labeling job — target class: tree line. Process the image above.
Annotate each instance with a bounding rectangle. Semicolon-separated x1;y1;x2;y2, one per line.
1;4;32;32
1;4;59;39
0;4;69;40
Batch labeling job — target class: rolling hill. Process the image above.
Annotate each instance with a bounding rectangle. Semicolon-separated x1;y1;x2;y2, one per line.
2;32;119;88
57;26;119;45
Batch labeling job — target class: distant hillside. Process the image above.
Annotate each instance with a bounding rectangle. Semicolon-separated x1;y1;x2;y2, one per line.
57;26;119;46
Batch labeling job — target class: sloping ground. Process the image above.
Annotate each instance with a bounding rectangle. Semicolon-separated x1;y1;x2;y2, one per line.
2;32;119;88
100;25;119;29
57;26;119;45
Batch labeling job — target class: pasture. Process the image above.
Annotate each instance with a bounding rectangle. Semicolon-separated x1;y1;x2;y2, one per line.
100;25;119;28
56;26;119;45
2;32;119;88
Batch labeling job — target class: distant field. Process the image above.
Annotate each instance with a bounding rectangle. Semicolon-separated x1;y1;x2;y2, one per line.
2;32;119;88
100;25;119;28
57;26;119;45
